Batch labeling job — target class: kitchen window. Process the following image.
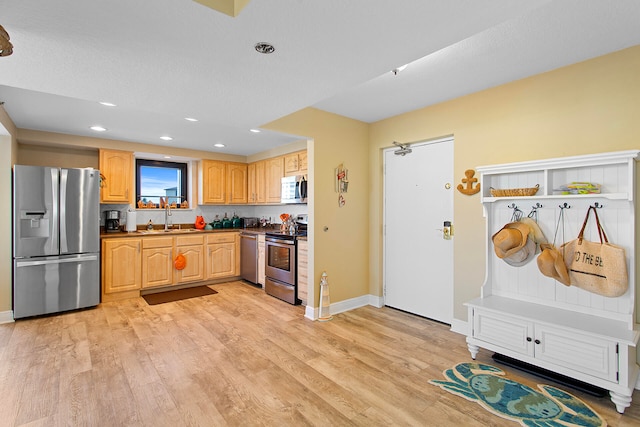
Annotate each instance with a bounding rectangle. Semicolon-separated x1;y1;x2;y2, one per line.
136;159;188;206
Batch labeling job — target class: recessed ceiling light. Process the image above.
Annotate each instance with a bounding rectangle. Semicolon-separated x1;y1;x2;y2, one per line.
90;125;107;132
99;101;116;107
250;129;261;133
185;117;198;122
255;42;275;54
160;136;173;141
214;143;225;148
164;156;171;159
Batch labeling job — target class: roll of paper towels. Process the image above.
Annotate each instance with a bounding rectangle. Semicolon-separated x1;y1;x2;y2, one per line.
126;209;137;232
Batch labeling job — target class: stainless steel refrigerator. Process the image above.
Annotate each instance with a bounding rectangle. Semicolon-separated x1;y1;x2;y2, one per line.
13;165;101;319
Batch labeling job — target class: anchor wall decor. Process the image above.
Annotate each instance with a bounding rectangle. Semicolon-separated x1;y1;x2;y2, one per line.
457;169;481;195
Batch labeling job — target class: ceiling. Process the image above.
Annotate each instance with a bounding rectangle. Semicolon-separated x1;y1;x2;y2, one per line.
1;0;639;156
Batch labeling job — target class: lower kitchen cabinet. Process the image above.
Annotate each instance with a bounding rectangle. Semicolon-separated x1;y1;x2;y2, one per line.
205;232;240;279
141;237;174;289
297;239;308;304
102;237;142;299
175;235;205;283
102;232;238;300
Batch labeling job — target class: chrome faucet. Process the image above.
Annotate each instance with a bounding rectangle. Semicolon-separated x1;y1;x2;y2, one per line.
164;198;172;231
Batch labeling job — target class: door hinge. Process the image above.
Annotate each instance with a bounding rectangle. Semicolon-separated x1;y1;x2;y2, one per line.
616;343;619;354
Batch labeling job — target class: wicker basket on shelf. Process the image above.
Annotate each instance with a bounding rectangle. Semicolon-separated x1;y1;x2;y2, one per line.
490;184;539;197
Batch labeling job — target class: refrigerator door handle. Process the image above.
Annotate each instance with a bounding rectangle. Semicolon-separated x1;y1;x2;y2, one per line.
59;168;68;253
50;168;60;254
16;254;99;268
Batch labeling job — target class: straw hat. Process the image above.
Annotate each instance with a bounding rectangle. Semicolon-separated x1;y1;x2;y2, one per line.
492;222;531;258
537;243;571;286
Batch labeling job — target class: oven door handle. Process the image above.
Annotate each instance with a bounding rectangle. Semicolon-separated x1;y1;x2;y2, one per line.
266;237;295;245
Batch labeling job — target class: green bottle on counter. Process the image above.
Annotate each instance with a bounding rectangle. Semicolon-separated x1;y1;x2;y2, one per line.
222;213;232;229
232;212;242;228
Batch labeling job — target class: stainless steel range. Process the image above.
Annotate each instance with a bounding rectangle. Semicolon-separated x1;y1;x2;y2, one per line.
264;216;307;305
265;232;300;304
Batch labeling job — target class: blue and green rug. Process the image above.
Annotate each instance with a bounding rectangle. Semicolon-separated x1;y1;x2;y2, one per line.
430;363;606;426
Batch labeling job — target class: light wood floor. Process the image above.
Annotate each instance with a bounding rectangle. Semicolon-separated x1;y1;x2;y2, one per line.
1;280;639;426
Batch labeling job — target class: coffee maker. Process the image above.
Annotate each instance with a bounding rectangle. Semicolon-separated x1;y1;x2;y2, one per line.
104;210;121;232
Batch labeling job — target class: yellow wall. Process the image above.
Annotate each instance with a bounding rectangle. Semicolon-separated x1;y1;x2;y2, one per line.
264;109;370;304
0;106;18;314
369;45;640;321
18;143;99;169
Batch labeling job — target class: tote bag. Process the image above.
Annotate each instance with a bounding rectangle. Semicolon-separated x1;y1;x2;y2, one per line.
560;206;628;297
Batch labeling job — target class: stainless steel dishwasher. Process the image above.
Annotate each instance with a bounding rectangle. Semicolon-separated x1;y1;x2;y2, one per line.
240;232;258;284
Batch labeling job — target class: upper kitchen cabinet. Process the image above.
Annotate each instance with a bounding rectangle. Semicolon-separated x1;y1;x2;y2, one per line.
248;160;267;204
99;149;133;204
284;150;307;176
199;160;248;205
227;162;248;204
266;156;284;204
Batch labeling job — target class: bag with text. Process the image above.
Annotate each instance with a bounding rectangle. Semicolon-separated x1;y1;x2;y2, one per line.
560;206;628;297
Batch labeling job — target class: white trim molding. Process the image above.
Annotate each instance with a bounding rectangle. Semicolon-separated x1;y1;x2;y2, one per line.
449;318;468;336
0;310;15;324
306;294;380;321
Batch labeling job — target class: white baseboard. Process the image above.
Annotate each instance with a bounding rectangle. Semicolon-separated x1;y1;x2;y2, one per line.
368;294;384;308
450;319;468;336
0;310;15;324
304;305;315;320
304;294;378;320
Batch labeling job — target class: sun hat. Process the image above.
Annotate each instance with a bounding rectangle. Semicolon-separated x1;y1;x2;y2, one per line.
537;243;571;286
492;222;531;258
503;236;537;266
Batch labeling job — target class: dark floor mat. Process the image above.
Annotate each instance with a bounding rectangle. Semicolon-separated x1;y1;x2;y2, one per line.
142;286;218;305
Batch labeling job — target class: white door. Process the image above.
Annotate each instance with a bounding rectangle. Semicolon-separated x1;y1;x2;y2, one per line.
384;138;453;324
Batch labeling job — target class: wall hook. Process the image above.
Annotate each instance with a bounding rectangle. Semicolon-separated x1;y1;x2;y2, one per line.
559;202;571;210
592;202;604;209
508;203;523;221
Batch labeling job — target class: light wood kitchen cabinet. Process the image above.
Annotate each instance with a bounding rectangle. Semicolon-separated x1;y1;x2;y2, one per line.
248;162;256;204
102;237;141;297
226;162;248;204
99;149;133;204
205;232;240;279
175;235;205;283
141;237;174;289
248;160;267;204
284;150;307;176
297;239;308;304
200;160;226;204
200;160;247;204
266;156;284;204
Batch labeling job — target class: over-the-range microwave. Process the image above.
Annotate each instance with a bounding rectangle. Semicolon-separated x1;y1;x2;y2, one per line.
281;175;307;204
